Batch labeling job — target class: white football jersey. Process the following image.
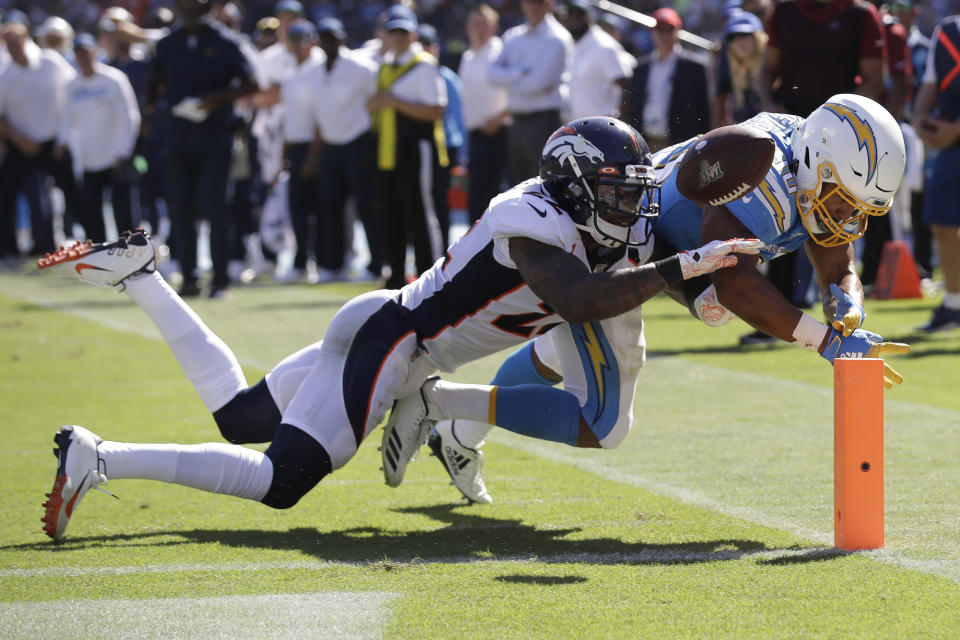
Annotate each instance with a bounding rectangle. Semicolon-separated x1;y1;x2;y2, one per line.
399;178;654;372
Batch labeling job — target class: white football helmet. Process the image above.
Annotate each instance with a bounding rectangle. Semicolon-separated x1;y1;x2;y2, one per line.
792;94;905;247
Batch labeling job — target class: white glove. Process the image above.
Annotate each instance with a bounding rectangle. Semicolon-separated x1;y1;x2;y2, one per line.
693;284;734;326
171;97;209;123
678;238;763;280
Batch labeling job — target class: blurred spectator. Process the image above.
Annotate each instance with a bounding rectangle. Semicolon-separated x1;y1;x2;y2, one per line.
489;0;572;186
861;0;914;288
458;3;509;224
279;19;324;281
563;1;634;121
744;0;887;345
595;13;638;71
252;1;303;187
0;20;80;258
149;0;257;298
367;5;447;289
253;17;280;50
713;10;766;128
916;15;960;332
60;33;141;242
36;16;75;64
760;0;886;115
622;8;711;152
310;16;381;281
893;0;934;277
419;22;465;246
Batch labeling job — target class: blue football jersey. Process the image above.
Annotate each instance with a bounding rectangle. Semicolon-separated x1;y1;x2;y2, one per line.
651;113;810;262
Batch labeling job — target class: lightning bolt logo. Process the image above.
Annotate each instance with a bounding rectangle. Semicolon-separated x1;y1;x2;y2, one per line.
581;324;611;411
823;102;878;184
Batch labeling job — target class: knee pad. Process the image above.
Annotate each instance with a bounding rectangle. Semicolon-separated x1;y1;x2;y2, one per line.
213;379;282;444
261;424;332;509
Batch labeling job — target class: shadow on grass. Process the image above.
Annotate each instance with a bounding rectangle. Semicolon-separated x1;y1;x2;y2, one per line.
755;548;849;565
494;575;588;585
10;504;798;567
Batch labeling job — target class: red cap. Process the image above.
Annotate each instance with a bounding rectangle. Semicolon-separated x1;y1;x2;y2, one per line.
653;7;682;30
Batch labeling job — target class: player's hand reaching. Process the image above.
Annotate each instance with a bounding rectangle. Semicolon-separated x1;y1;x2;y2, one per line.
678;238;764;280
829;283;865;337
819;327;911;388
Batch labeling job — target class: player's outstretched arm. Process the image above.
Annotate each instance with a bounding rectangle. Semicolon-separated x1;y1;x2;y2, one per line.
509;236;760;324
805;239;865;336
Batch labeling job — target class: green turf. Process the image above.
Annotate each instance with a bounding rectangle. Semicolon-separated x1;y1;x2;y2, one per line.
0;268;958;639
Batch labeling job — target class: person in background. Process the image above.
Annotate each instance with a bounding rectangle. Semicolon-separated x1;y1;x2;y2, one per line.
366;5;447;289
36;16;75;65
745;0;887;345
0;19;80;258
278;19;324;282
148;0;258;299
891;0;934;279
418;23;465;247
860;0;914;289
59;33;141;243
621;7;711;152
489;0;572;186
458;3;509;225
713;10;766;128
563;0;634;121
915;15;960;333
309;17;382;282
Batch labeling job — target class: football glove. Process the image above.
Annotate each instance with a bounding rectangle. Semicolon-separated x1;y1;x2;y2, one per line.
678;238;763;280
819;327;911;388
829;283;865;337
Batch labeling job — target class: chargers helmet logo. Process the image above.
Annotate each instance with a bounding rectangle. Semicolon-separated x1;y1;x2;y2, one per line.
823;102;878;185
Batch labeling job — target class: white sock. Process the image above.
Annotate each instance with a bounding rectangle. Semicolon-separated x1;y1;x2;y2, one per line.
450;419;492;449
425;379;493;424
98;440;274;501
124;272;246;412
942;292;960;310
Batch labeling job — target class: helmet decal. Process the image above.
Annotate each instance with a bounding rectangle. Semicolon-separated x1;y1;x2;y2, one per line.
823;102;878;185
543;134;606;169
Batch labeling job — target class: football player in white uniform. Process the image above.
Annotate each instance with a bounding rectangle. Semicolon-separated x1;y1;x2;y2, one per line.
419;95;913;505
37;117;759;541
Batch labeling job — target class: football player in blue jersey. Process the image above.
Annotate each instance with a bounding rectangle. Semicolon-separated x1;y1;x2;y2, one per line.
36;117;760;541
418;94;913;505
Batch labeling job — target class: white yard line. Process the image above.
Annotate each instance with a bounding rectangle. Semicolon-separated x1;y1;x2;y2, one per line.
0;592;397;640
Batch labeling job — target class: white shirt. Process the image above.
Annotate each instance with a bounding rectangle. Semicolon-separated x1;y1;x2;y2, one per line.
458;37;509;131
60;63;141;171
0;41;76;143
642;47;679;138
258;40;297;88
489;13;573;114
384;43;446;109
306;46;378;145
568;25;633;120
281;47;325;143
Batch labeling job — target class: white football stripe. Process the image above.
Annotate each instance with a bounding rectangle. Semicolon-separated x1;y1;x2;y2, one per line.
0;592;397;640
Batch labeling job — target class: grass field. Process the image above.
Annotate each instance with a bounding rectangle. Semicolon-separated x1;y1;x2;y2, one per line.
0;265;958;639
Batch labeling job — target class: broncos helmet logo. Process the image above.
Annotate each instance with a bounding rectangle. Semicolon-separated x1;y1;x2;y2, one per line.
823;102;878;185
543;134;605;170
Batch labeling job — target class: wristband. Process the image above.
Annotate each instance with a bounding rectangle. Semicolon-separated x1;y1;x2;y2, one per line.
654;255;684;286
792;313;830;352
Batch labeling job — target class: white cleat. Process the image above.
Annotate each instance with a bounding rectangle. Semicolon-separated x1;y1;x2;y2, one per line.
381;377;440;487
37;228;156;290
41;425;111;542
429;420;493;504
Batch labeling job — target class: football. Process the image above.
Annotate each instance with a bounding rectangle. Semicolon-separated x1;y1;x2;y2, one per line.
675;124;776;207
